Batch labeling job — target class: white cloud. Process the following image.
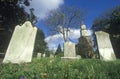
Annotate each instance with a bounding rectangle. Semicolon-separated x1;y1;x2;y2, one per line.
88;30;93;36
68;29;80;39
45;33;64;50
45;29;80;50
24;0;64;20
45;28;93;50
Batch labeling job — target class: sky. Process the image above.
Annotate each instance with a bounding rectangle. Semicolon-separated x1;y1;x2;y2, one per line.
26;0;120;51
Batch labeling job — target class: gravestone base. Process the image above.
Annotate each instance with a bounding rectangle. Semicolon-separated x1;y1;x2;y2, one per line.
61;57;81;60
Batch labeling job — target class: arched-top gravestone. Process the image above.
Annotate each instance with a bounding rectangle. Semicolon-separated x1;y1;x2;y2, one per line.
95;31;116;61
3;21;37;63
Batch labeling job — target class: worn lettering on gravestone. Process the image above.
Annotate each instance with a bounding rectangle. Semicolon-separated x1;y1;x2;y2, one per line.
95;31;116;61
3;21;37;63
64;42;76;57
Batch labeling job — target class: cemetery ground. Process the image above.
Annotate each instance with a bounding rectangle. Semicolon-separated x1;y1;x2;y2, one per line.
0;58;120;79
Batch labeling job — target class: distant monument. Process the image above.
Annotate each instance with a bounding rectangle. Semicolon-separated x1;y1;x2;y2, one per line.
3;21;37;63
95;31;116;61
76;23;94;58
80;23;89;36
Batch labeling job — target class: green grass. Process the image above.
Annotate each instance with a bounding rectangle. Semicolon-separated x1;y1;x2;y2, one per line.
0;58;120;79
0;58;3;63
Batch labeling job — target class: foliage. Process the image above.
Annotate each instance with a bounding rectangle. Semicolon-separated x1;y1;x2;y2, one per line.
1;58;120;79
92;5;120;38
55;44;63;57
76;37;95;58
0;0;31;30
33;29;47;56
43;6;84;42
0;0;33;52
91;5;120;58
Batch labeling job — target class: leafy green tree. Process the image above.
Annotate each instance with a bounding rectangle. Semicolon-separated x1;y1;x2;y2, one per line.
33;29;47;56
0;0;31;30
92;5;120;58
55;44;63;57
76;37;94;58
92;6;120;38
0;0;35;52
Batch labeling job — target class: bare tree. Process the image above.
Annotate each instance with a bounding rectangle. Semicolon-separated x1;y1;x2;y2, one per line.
43;6;84;42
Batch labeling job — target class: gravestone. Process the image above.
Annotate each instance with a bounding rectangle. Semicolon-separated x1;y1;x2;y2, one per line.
3;21;37;63
61;42;80;59
50;54;54;58
37;53;42;59
42;53;46;57
95;31;116;61
64;42;76;57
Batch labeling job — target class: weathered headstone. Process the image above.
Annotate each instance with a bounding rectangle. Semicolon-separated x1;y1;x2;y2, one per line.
95;31;116;61
42;53;46;57
37;53;42;59
64;42;76;57
61;42;81;59
50;54;54;58
3;21;37;63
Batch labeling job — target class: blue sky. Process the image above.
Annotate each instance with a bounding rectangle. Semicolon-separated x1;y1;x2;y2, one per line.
27;0;120;50
64;0;120;29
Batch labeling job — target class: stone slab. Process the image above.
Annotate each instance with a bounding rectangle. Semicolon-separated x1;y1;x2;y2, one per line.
3;21;37;63
95;31;116;61
64;42;76;57
61;57;80;59
37;53;42;58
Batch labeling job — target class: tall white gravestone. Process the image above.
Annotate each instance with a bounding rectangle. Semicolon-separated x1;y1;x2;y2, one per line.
3;21;37;63
95;31;116;61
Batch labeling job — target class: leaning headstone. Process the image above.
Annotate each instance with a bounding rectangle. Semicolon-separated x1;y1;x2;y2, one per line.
3;21;37;63
95;31;116;61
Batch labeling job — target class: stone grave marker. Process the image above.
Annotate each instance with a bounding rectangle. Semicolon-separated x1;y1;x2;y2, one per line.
50;54;54;58
42;53;46;57
61;42;80;59
64;42;76;57
95;31;116;61
37;53;42;59
3;21;37;63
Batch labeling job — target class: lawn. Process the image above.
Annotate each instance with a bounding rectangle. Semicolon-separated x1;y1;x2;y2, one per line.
0;58;120;79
